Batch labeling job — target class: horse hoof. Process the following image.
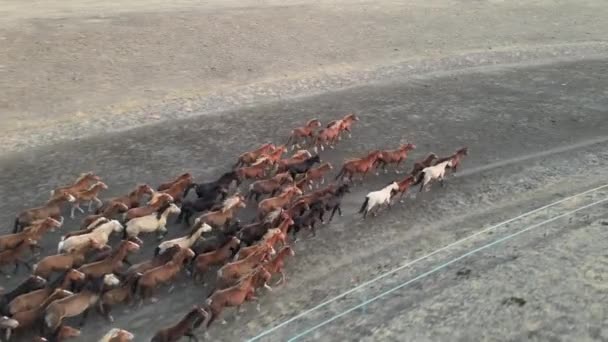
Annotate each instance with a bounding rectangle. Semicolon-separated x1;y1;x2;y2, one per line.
150;297;159;303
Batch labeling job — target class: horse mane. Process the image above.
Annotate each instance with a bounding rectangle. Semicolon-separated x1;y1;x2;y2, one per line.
221;196;241;212
251;156;270;166
74;172;94;184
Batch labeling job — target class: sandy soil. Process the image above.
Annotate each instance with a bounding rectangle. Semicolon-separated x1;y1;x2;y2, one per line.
0;58;607;341
1;0;608;154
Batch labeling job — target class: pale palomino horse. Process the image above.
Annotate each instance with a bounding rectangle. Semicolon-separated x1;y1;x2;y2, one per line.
418;159;452;192
57;220;123;253
125;203;181;240
358;182;399;219
154;223;213;256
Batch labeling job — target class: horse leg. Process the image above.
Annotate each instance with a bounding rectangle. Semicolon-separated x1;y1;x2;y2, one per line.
87;201;94;212
70;205;77;219
79;307;91;327
329;206;339;222
395;159;403;174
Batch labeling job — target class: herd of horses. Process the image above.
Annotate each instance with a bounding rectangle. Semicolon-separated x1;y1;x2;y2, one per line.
0;113;468;341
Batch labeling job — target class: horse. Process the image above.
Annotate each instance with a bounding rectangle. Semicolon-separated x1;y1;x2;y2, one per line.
133;247;195;303
124;245;182;278
0;276;47;316
290;202;325;240
257;186;302;219
97;276;139;322
327;113;359;140
43;274;120;333
155;224;212;256
14;193;75;233
97;184;154;213
313;124;341;152
233;143;276;168
435;146;469;175
276;150;313;173
0;238;37;275
192;195;247;230
77;240;140;278
69;182;109;219
235;158;273;181
216;249;272;289
184;171;241;199
50;172;101;198
9;289;73;340
246;172;294;202
393;175;416;203
61;217;109;240
300;162;333;189
285;119;322;150
335;150;383;184
151;306;208;342
8;269;85;315
256;145;288;167
417;160;453;192
191;220;242;255
157;173;193;191
358;182;400;219
1;217;61;251
285;154;321;180
37;324;81;342
98;328;134;342
191;237;241;283
376;143;416;174
150;178;192;205
233;241;276;263
204;268;272;327
33;240;106;279
58;220;124;254
124;203;180;240
314;183;350;223
123;194;174;221
410;153;438;179
263;245;295;286
178;188;228;225
81;202;129;229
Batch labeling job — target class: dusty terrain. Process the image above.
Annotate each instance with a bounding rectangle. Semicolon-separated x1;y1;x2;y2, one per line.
1;58;608;341
1;1;608;341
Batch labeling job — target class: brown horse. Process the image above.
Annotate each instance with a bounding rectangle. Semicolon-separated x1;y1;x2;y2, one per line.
235;158;273;181
194;195;246;229
233;242;275;263
81;202;129;229
33;239;106;279
43;274;119;333
192;237;241;282
77;240;140;278
435;147;469;174
263;245;295;285
99;328;135;342
247;172;294;201
258;145;288;166
301;162;333;189
285;119;322;150
97;184;155;213
257;186;302;219
14;192;75;233
313;124;341;153
70;182;109;219
50;172;101;198
1;217;61;251
233;143;276;168
157;173;193;192
134;247;195;302
276;150;313;173
334;150;383;183
124;194;174;221
151;178;192;205
410;153;439;178
205;267;272;327
393;175;416;203
327;113;359;140
376;143;416;174
0;238;37;275
10;289;73;339
124;245;182;278
150;306;208;342
8;269;85;315
98;276;139;322
216;248;272;288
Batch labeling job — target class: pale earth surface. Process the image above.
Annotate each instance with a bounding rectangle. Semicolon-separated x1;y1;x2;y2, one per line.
1;1;608;341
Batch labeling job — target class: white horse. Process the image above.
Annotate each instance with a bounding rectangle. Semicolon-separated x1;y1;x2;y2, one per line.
155;223;212;256
418;160;452;192
125;203;181;240
358;182;399;219
58;219;123;253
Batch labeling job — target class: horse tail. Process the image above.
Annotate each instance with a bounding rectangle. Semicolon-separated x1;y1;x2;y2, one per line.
12;217;20;234
183;183;197;199
358;196;369;214
153;246;161;257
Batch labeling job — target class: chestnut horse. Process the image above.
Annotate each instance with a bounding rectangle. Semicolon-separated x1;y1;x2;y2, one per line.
70;182;109;219
393;175;416;203
33;239;106;279
50;172;101;198
247;172;294;201
435;146;469;175
263;245;295;286
124;194;174;221
81;202;129;229
285;119;322;150
233;143;276;168
191;236;241;283
334;150;383;184
0;238;37;275
256;145;288;167
301;162;333;189
376;143;416;174
150;178;192;205
98;276;140;322
151;306;208;342
97;184;154;213
1;217;61;251
193;195;247;230
327;113;359;140
313;124;341;153
235;158;273;181
77;240;140;278
14;192;75;233
216;249;272;289
9;289;73;340
157;173;193;191
276;150;313;173
257;186;302;220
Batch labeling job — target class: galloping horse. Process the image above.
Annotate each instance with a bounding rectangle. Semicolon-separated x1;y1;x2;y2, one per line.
233;143;276;168
97;184;155;213
327;113;359;140
359;182;399;219
285;119;322;150
435;147;469;175
417;160;453;192
50;172;101;198
376;143;416;174
335;150;383;184
14;192;75;233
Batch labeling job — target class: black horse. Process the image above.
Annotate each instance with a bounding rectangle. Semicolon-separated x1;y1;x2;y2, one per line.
286;154;321;179
317;183;351;223
184;171;241;200
178;187;228;225
291;202;326;241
